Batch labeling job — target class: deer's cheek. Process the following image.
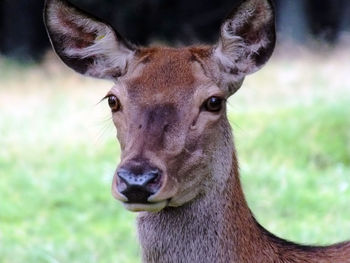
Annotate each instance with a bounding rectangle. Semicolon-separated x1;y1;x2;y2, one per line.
190;112;222;138
113;122;128;150
116;131;126;150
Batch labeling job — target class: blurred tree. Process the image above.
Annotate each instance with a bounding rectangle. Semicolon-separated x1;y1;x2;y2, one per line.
0;0;48;60
275;0;309;42
340;3;350;31
149;0;235;44
307;0;345;42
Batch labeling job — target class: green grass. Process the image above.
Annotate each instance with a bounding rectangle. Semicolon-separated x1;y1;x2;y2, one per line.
0;50;349;262
232;100;350;244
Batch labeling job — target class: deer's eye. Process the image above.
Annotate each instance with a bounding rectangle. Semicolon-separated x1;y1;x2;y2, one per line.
108;95;121;112
203;97;223;112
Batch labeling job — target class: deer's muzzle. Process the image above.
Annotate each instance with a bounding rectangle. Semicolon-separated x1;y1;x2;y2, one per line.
112;158;175;212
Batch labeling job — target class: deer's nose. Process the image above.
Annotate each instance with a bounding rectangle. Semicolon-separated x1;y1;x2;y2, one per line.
116;167;162;203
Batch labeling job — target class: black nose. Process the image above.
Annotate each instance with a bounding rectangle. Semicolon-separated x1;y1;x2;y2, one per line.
117;167;162;203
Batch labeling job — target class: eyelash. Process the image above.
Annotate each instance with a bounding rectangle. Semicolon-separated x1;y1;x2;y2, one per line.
103;94;122;112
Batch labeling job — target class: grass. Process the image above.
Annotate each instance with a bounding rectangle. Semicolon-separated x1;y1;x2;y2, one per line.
0;47;349;262
233;101;350;244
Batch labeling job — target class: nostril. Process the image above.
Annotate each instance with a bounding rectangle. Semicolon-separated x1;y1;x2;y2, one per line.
163;124;170;133
147;170;161;186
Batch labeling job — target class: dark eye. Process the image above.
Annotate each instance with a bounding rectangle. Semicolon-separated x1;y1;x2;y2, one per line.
108;95;121;112
203;97;223;112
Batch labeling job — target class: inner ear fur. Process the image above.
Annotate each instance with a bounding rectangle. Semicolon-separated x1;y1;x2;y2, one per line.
44;0;136;80
213;0;276;89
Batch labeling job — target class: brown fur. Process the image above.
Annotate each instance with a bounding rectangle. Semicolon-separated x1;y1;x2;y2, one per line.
44;0;350;262
129;48;197;100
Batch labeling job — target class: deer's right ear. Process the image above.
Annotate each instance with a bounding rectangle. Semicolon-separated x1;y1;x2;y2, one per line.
212;0;276;93
44;0;136;80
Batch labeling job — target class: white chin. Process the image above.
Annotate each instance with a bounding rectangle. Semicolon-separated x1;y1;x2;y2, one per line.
123;200;168;212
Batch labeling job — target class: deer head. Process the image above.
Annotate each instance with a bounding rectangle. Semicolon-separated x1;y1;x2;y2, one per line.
44;0;275;212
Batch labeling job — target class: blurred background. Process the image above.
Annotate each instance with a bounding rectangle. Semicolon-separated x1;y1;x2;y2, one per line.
0;0;349;262
1;0;350;60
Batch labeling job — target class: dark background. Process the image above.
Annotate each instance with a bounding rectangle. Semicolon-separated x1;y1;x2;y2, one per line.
0;0;349;61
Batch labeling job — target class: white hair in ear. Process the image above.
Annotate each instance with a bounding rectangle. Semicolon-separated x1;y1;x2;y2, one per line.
45;0;135;80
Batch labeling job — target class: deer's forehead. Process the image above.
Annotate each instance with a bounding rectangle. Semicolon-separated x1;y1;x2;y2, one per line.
124;48;209;103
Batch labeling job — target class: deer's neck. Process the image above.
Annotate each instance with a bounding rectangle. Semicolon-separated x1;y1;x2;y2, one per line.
137;157;261;263
137;123;266;262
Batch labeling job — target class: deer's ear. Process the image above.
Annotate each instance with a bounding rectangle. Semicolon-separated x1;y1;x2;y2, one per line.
213;0;276;85
44;0;136;80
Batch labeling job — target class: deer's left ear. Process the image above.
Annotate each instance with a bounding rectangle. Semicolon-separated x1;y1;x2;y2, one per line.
213;0;276;86
44;0;136;80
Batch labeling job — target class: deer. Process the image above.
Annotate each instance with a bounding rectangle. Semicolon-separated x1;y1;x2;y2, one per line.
44;0;350;262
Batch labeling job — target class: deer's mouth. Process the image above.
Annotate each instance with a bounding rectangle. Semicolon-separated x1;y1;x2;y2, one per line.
122;200;169;212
